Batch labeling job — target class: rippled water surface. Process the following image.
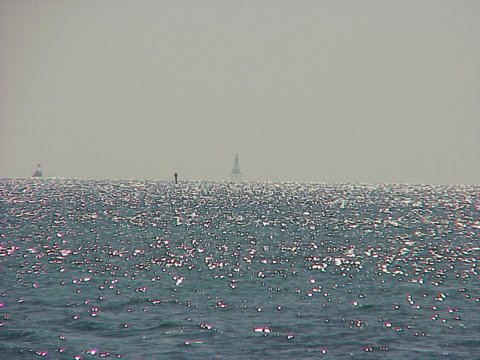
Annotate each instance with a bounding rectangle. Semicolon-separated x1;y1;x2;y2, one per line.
1;179;479;359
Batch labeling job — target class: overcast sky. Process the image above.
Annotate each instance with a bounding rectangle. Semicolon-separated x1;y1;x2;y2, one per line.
1;1;479;184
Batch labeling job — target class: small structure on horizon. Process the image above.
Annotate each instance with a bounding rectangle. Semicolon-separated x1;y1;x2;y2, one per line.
230;154;242;182
174;172;178;184
32;164;43;178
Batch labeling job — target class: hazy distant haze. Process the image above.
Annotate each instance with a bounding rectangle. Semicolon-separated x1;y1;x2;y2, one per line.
1;1;479;183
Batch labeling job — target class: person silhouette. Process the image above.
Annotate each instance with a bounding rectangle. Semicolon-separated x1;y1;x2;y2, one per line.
174;172;178;184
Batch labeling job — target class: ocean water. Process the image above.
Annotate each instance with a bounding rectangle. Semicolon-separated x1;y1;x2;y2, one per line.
0;179;479;359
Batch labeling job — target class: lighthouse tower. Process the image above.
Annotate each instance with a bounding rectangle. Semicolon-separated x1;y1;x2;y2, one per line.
230;154;242;182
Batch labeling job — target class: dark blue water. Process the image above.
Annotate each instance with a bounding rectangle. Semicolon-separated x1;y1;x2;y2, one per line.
1;179;479;359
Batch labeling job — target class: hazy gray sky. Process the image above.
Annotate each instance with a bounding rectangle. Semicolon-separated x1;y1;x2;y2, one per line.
1;0;479;184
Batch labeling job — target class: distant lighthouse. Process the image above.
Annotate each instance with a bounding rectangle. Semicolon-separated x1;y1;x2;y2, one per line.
230;154;242;182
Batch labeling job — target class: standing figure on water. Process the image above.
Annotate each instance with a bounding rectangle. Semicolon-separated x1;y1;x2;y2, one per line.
32;164;43;178
174;172;178;184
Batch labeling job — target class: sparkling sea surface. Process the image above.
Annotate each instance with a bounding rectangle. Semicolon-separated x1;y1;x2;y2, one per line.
0;179;479;359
